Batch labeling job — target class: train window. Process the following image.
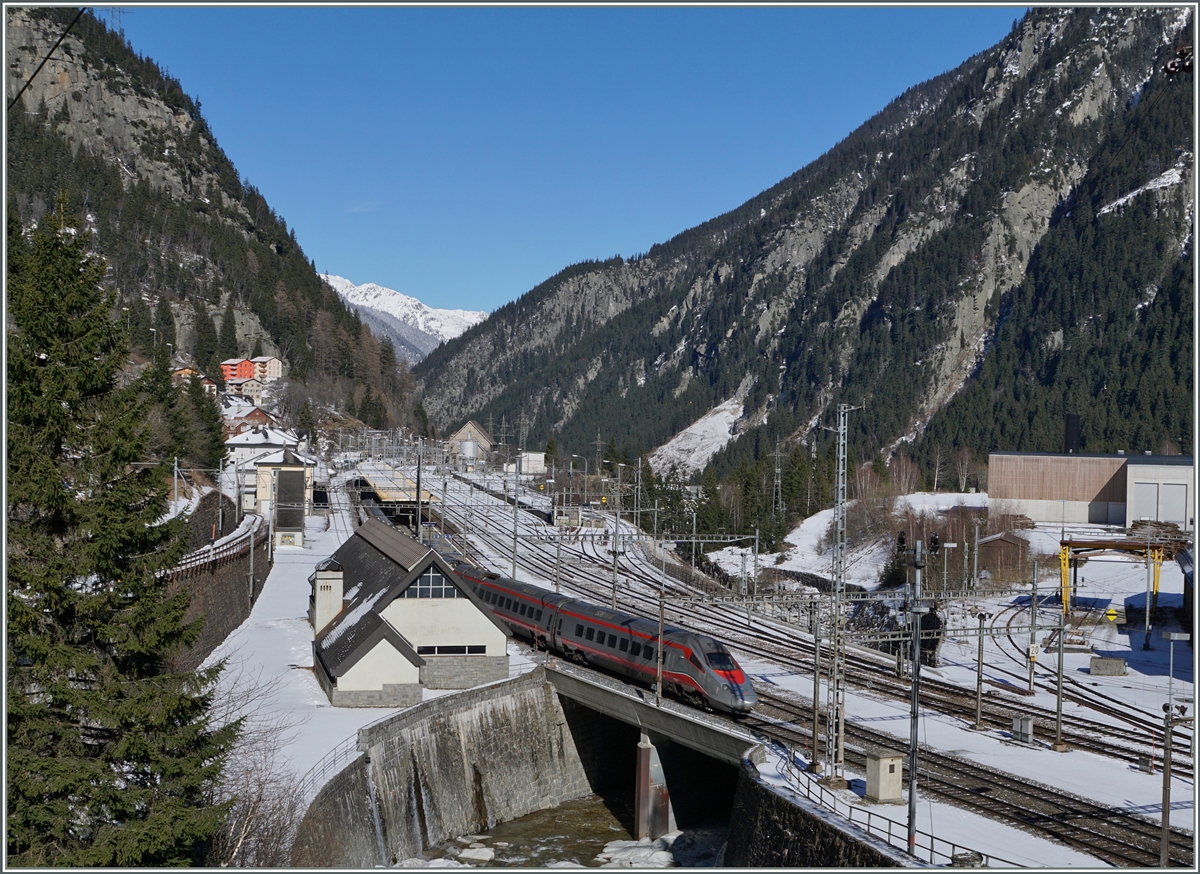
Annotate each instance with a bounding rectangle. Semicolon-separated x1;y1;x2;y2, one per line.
644;645;654;661
536;610;543;621
505;598;513;610
558;619;563;633
607;634;617;648
575;624;583;636
705;652;738;671
519;603;528;616
629;642;641;657
688;652;704;670
585;627;595;641
619;638;628;652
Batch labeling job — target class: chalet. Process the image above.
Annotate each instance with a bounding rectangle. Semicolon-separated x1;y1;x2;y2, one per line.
310;519;509;706
221;405;277;440
221;357;256;382
250;355;284;383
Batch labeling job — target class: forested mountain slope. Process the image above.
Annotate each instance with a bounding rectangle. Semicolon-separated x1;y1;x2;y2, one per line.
414;7;1193;480
6;8;411;425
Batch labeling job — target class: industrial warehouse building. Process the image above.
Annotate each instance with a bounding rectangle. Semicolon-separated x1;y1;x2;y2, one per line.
310;519;510;707
988;452;1193;531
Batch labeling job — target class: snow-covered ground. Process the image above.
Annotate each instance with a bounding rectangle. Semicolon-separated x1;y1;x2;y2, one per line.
200;481;1194;867
706;491;1194;858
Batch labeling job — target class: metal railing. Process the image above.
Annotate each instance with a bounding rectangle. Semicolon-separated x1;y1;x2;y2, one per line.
772;743;1023;868
167;514;264;577
294;733;362;809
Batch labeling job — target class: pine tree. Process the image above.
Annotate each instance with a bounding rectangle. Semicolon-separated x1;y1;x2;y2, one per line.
6;205;237;865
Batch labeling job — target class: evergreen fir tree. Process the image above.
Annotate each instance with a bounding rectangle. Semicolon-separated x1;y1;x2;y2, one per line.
6;204;237;866
251;336;263;358
187;376;227;471
217;298;238;361
297;399;316;433
192;299;217;371
152;296;175;349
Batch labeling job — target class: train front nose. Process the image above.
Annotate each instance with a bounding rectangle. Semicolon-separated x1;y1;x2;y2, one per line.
722;679;757;714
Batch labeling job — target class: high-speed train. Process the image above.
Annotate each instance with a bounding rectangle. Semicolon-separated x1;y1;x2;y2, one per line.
454;564;757;716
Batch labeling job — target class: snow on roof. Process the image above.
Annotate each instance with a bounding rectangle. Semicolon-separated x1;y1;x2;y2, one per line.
226;426;298;446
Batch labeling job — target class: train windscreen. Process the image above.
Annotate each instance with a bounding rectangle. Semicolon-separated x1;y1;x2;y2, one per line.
705;651;738;671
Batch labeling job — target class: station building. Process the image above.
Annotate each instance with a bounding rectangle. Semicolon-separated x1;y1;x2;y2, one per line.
988;452;1193;531
310;519;510;707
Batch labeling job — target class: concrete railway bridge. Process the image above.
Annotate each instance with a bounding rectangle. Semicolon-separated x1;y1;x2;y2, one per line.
291;662;920;868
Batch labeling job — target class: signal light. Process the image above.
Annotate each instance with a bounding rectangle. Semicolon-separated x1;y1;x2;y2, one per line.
897;531;907;552
930;533;940;556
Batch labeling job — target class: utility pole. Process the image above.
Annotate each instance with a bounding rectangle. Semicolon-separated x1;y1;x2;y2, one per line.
975;611;989;729
1029;563;1039;693
772;441;785;518
821;403;858;783
907;538;929;858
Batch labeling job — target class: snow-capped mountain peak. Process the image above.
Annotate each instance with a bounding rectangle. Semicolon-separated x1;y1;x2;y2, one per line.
322;274;488;345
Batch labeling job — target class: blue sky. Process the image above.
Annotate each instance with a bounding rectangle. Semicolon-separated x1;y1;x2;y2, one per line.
117;5;1025;313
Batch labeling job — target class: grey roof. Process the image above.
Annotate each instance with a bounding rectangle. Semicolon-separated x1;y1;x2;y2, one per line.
314;519;508;679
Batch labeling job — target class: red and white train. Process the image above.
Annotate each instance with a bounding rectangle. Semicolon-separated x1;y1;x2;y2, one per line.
454;564;757;716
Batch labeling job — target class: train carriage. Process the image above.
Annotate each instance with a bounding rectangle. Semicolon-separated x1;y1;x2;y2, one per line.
454;564;756;715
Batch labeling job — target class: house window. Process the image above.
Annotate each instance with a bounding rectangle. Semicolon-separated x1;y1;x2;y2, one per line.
418;644;488;655
402;568;460;598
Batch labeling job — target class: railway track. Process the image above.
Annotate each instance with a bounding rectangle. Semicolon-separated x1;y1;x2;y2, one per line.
427;469;1193;770
744;690;1194;868
386;466;1195;865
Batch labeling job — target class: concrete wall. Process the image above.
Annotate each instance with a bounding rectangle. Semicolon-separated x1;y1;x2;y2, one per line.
293;669;593;867
724;747;922;868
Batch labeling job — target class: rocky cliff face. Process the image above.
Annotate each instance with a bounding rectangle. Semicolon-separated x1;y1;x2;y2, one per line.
414;7;1193;471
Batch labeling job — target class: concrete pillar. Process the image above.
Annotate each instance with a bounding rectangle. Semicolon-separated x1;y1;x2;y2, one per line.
635;733;676;840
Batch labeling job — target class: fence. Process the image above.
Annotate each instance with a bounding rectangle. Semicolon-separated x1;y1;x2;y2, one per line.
773;742;1023;868
168;514;264;578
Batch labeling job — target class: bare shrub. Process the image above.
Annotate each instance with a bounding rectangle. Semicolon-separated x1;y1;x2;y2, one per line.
205;655;310;867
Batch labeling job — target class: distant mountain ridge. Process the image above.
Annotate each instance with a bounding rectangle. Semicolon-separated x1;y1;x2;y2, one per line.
322;274;489;363
414;6;1193;480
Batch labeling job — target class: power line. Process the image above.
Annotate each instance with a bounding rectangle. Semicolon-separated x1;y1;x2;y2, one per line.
7;8;86;113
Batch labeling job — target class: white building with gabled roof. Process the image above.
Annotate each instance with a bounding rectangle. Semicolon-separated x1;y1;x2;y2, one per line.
310;519;509;706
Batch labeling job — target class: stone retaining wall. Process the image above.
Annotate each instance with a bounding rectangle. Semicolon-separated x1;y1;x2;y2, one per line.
169;493;269;672
292;669;593;867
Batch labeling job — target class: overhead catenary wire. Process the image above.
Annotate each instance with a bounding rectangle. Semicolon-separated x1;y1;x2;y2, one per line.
7;7;86;113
